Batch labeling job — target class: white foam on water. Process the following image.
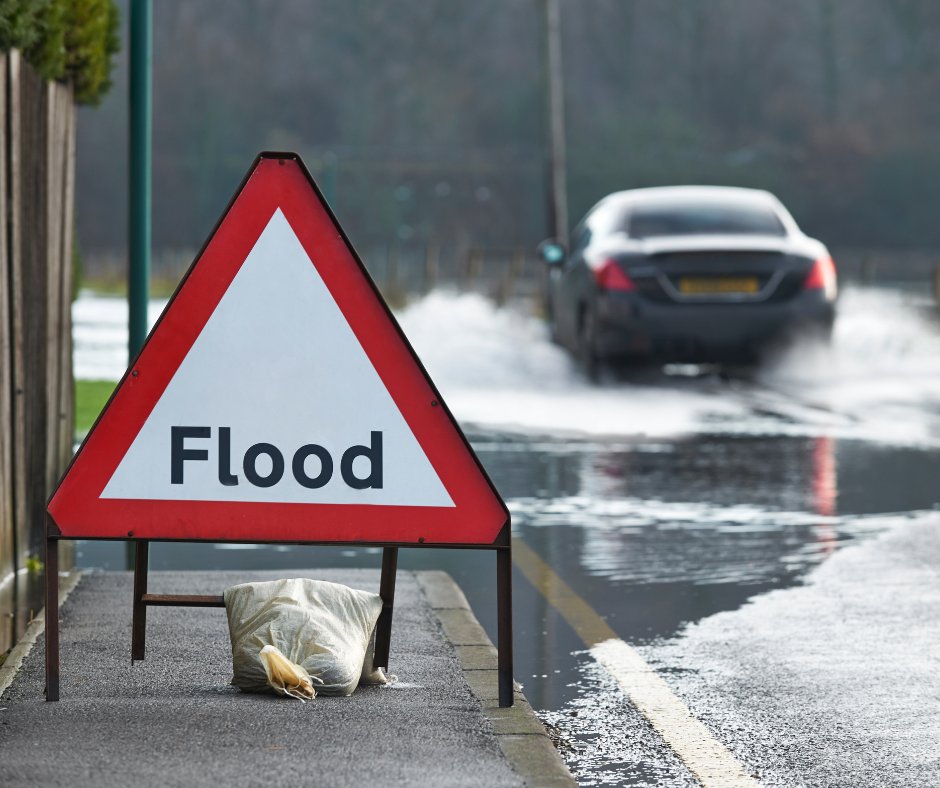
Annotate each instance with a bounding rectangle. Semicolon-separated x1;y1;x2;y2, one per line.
395;287;940;444
72;292;167;381
752;287;940;445
396;291;744;437
73;286;940;445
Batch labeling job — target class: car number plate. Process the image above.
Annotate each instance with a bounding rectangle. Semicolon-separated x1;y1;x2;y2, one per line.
678;276;760;295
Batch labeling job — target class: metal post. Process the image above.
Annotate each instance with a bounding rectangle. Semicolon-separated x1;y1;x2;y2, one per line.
44;536;59;701
373;547;398;668
497;546;514;707
129;0;151;362
540;0;569;246
131;540;149;661
128;0;152;575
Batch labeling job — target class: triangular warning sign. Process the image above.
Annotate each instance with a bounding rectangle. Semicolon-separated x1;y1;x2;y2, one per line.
49;153;508;546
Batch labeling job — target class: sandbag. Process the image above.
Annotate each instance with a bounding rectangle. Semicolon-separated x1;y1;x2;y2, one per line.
224;578;386;697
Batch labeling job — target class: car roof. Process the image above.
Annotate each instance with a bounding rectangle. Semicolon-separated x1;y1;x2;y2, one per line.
580;185;803;238
600;185;780;207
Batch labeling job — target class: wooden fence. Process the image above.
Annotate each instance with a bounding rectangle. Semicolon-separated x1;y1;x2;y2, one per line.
0;50;76;657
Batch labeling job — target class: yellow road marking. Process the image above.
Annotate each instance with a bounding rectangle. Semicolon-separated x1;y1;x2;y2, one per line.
512;538;760;788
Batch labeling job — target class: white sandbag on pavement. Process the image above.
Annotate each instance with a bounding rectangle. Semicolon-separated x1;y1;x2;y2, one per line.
224;578;387;697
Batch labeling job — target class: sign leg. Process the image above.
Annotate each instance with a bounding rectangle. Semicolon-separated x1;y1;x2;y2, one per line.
131;540;149;661
44;536;59;701
497;547;514;707
373;547;398;668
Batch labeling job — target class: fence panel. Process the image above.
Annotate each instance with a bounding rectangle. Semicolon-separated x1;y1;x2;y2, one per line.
0;53;13;655
0;51;75;656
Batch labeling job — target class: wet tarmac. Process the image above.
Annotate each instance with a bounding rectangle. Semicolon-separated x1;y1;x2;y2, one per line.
641;518;940;788
71;285;940;785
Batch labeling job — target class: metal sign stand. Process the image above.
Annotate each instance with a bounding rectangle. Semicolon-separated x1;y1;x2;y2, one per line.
44;152;512;708
44;523;513;707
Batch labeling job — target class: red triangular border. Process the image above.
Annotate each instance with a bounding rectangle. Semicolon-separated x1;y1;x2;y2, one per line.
49;153;508;546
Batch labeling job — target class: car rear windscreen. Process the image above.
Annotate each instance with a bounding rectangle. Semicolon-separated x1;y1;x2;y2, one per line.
627;201;786;238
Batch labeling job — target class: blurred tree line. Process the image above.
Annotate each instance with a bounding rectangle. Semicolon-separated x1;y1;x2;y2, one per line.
76;0;940;263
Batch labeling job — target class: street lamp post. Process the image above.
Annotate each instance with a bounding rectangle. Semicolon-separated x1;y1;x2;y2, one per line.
128;0;152;572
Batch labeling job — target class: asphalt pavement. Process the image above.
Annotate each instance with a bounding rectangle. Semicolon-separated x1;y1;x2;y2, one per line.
643;517;940;787
0;568;572;787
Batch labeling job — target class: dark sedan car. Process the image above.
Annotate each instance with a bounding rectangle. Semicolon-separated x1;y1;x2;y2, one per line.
539;186;837;376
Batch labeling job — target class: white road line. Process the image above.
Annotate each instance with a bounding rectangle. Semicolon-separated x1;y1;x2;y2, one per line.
591;638;760;788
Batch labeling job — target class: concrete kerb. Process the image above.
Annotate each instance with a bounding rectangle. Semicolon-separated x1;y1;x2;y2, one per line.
0;571;82;699
416;571;578;788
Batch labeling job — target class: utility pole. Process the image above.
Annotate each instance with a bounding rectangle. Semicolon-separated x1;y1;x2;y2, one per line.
540;0;569;245
128;0;151;570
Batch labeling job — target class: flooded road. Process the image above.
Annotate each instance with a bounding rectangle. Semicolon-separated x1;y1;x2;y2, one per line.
73;286;940;786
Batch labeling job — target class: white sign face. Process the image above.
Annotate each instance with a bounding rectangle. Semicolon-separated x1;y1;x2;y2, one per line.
102;209;454;508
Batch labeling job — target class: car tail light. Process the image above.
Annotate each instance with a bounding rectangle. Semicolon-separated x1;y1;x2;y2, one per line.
803;254;837;300
592;259;636;292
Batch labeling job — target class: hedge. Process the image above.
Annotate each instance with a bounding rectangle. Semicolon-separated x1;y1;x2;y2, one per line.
0;0;119;105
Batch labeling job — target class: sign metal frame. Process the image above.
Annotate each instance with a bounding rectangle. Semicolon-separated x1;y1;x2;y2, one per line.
44;152;513;707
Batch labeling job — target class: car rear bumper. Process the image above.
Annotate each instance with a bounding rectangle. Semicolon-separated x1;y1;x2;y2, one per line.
594;290;836;362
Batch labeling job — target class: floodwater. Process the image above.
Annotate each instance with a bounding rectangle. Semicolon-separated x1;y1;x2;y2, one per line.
72;286;940;785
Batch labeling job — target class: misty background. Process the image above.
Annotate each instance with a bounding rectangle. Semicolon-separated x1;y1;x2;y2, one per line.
75;0;940;283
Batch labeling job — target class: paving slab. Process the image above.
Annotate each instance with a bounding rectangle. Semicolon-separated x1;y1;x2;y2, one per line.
0;568;574;787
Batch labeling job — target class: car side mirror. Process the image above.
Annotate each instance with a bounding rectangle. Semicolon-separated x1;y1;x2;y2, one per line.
538;240;566;265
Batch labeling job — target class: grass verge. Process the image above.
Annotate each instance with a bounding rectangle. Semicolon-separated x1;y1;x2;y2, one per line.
81;275;181;299
75;379;117;436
